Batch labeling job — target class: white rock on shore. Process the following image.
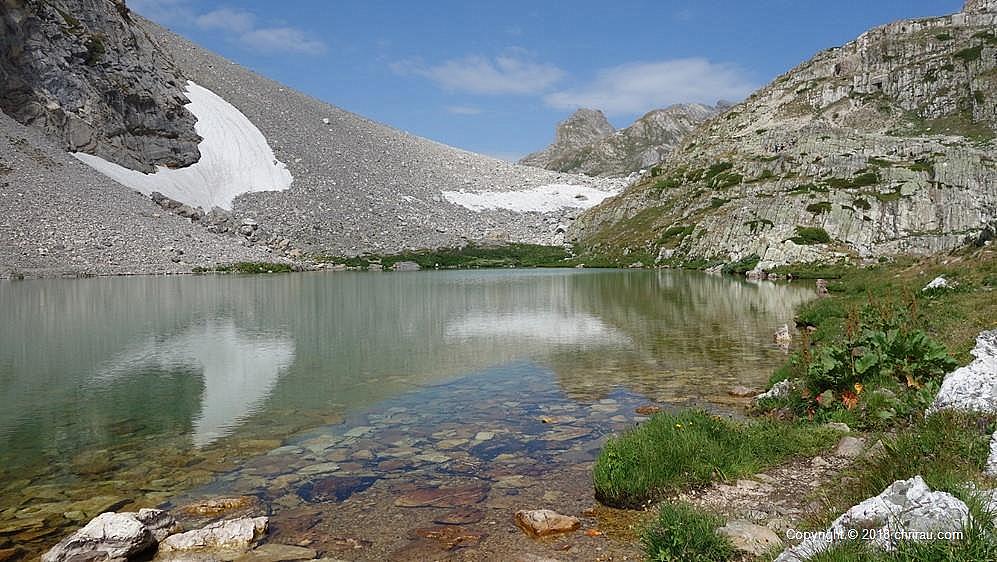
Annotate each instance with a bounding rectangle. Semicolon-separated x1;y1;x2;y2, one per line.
42;510;176;562
158;516;269;552
774;476;969;562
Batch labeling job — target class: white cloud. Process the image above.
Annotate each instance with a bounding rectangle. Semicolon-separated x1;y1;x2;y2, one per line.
545;58;757;115
394;53;565;95
195;8;256;34
241;28;328;55
446;105;483;115
130;1;327;56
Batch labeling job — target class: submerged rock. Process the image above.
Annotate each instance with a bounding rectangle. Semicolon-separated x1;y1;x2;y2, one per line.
394;484;489;508
158;516;269;552
513;509;581;538
42;510;173;562
774;476;968;561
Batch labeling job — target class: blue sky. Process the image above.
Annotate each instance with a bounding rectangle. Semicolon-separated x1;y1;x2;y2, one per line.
131;0;963;160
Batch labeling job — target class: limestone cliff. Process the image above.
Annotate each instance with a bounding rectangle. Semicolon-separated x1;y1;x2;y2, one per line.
572;1;997;268
0;0;200;172
521;104;716;177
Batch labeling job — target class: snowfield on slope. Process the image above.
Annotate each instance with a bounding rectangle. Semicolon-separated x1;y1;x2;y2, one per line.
442;184;618;213
74;81;292;211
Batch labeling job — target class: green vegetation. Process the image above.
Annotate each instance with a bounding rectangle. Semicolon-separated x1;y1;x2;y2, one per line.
710;197;731;209
319;243;573;270
85;34;106;66
907;159;935;174
955;45;984;63
935;32;952;41
853;197;872;211
824;172;880;190
642;502;735;562
745;219;775;234
722;253;760;275
807;201;833;215
790;226;832;245
193;262;295;274
593;410;839;508
787;183;829;195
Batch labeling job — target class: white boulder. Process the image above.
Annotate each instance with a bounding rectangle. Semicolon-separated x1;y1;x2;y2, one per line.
42;511;167;562
158;516;269;552
928;330;997;414
922;276;951;291
775;476;969;561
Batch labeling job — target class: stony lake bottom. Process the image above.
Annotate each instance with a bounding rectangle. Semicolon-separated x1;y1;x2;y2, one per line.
0;269;814;559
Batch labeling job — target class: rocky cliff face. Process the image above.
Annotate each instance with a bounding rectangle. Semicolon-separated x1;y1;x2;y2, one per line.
572;1;997;268
521;104;716;177
0;0;200;172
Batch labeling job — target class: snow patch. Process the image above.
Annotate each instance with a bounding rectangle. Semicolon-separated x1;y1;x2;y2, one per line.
73;81;292;211
442;184;616;213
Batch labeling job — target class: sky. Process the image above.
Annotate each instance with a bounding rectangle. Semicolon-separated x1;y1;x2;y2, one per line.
130;0;964;161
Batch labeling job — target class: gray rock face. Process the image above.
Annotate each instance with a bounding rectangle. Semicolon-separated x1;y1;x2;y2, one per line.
928;330;997;414
0;0;200;172
521;104;716;177
775;476;969;561
41;511;172;562
573;2;997;267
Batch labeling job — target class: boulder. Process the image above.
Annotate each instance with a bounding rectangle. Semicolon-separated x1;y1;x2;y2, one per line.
717;520;783;556
774;476;968;561
391;261;421;272
922;276;950;291
832;436;866;459
928;330;997;414
755;379;799;401
774;324;792;347
513;509;581;538
158;517;269;552
42;512;159;562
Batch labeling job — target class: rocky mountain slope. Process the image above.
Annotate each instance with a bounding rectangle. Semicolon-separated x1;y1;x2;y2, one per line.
572;0;997;269
521;104;717;177
0;0;200;172
0;111;272;278
1;1;627;277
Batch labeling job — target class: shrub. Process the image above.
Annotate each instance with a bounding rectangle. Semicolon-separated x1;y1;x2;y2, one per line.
642;503;734;562
791;226;832;245
722;254;760;275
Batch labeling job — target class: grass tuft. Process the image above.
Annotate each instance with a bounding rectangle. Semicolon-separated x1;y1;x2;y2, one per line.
642;502;735;562
593;410;838;508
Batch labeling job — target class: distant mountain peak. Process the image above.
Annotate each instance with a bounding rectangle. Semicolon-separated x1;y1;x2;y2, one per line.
521;104;717;177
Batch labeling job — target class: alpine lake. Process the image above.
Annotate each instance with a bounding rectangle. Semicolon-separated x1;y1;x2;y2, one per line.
0;268;814;559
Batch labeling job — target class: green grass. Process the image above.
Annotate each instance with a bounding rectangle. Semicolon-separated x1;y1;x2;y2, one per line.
722;253;761;275
808;411;994;533
317;243;572;270
807;201;833;215
593;410;839;508
194;262;295;274
790;226;832;245
642;502;735;562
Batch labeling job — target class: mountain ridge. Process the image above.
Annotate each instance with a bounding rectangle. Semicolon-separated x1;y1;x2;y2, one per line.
521;104;717;177
571;0;997;269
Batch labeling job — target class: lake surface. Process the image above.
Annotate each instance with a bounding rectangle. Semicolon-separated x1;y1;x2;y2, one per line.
0;269;813;556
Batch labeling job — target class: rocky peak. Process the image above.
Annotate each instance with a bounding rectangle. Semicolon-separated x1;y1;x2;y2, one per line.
521;104;715;177
964;0;996;13
552;108;616;149
0;0;200;172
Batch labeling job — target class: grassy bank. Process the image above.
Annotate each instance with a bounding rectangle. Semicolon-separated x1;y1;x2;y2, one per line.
594;248;997;560
315;243;584;270
593;410;839;508
192;262;295;274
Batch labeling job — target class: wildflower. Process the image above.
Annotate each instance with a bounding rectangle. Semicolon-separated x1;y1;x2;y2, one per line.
854;382;864;394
